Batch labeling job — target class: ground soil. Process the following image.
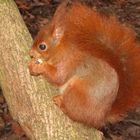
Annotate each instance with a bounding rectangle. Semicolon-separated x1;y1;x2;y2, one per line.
0;0;140;140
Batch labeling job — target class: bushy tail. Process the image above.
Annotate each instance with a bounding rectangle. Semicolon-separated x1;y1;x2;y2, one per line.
61;3;140;121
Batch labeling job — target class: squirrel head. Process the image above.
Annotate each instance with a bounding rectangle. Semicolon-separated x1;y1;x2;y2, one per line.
29;22;64;60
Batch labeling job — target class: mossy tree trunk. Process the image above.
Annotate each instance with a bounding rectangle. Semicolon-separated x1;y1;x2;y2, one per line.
0;0;102;139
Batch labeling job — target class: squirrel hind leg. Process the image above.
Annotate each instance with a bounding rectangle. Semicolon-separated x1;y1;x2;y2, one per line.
53;78;107;128
53;95;68;114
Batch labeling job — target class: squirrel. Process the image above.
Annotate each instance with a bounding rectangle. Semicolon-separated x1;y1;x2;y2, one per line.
28;2;140;128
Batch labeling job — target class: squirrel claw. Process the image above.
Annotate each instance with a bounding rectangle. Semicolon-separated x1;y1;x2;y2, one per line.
53;95;63;108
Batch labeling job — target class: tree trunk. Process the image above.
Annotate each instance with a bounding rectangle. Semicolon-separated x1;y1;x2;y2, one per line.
0;0;102;139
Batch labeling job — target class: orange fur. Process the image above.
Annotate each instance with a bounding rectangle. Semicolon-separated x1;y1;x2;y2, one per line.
29;2;140;128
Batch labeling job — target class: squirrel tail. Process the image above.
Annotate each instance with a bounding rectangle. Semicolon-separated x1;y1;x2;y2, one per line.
108;37;140;122
61;3;140;122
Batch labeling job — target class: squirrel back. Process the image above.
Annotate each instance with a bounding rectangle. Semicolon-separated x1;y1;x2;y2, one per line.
58;3;140;122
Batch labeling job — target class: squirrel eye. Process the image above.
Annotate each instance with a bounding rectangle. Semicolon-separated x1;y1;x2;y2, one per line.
38;43;47;51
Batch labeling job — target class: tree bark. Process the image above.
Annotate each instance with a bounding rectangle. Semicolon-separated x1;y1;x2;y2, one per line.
0;0;102;139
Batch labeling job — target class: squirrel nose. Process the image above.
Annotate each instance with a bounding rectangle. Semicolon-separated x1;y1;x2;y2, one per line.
29;50;40;58
29;50;34;58
29;50;35;58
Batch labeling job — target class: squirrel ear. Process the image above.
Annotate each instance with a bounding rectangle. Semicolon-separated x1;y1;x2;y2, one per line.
51;25;64;46
50;1;68;46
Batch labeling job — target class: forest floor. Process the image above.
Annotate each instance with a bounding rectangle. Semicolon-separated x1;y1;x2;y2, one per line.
0;0;140;140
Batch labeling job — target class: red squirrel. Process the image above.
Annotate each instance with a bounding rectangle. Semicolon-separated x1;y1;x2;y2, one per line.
28;2;140;128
